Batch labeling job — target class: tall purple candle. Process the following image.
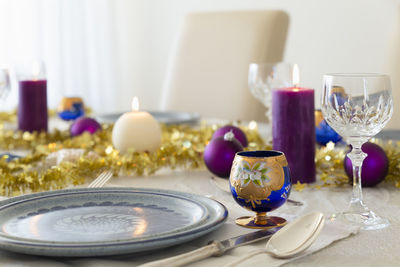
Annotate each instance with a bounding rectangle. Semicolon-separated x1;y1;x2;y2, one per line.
18;79;48;132
272;87;315;183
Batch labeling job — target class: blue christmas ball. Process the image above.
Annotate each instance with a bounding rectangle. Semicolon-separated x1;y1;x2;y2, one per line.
316;120;342;145
0;153;21;162
58;97;85;121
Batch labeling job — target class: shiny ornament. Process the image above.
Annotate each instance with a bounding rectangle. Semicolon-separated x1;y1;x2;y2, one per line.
1;107;400;196
70;117;101;136
57;97;85;121
316;120;342;145
0;111;269;196
0;153;21;162
344;142;389;187
315;110;342;145
204;131;243;178
212;125;248;147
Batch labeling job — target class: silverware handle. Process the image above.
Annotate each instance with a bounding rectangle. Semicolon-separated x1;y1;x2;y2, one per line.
287;199;303;206
138;242;223;267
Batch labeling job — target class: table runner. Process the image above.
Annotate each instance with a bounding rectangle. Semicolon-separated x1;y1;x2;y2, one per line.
0;168;398;266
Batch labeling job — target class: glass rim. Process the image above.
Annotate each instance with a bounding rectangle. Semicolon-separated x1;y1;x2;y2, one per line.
236;150;284;158
249;62;294;67
324;73;389;78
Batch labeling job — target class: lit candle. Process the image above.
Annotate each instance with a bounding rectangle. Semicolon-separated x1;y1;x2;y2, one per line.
18;61;48;132
272;64;316;183
112;97;162;153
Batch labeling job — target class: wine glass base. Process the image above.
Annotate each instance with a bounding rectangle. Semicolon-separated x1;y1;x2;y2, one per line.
330;210;389;230
235;215;286;229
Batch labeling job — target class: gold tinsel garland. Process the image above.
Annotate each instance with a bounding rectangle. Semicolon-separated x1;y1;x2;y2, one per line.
314;140;400;189
0;111;399;196
0;114;270;196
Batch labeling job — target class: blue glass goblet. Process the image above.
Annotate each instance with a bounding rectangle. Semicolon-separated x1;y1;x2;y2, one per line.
230;150;291;229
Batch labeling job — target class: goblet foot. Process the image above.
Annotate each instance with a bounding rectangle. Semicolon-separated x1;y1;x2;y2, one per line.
330;201;389;230
235;212;287;229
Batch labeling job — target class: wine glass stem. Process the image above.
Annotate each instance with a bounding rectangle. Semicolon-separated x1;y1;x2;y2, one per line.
347;142;367;210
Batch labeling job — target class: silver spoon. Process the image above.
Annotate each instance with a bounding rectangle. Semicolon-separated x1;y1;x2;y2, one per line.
224;212;325;267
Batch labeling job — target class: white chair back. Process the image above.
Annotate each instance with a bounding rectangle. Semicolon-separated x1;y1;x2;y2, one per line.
161;10;289;122
385;10;400;129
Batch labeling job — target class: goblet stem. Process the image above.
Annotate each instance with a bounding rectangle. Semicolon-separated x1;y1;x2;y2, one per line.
347;142;367;212
337;140;390;230
255;212;268;225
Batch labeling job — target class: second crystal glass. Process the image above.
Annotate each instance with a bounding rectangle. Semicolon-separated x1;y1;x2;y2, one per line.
248;62;295;123
321;73;393;230
0;69;11;102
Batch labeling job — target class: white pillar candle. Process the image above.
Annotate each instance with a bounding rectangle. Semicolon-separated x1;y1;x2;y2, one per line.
112;97;162;153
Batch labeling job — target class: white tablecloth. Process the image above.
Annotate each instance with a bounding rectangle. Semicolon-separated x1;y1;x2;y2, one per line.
1;168;399;267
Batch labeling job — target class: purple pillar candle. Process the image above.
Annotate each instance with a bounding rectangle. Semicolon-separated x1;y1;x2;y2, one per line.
18;79;48;132
272;87;315;183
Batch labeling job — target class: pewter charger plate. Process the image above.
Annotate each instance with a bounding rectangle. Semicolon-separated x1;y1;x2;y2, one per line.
97;111;200;125
0;188;228;257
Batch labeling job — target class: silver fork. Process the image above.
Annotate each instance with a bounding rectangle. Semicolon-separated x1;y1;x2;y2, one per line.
88;171;113;188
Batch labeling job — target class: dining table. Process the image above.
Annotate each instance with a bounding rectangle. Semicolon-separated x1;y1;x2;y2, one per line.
0;117;399;267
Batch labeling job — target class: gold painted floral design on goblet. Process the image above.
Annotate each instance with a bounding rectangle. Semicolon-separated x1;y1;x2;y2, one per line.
229;150;291;229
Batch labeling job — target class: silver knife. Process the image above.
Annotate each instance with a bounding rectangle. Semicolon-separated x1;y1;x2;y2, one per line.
138;227;280;267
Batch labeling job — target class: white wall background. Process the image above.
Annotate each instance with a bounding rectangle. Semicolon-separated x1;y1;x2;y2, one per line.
113;0;400;128
1;0;400;128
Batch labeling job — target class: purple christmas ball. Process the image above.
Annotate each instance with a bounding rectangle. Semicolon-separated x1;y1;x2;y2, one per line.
344;142;389;187
204;132;243;178
70;117;101;137
212;125;248;147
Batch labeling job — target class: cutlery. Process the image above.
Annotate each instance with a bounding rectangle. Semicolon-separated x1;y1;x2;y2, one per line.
139;212;324;267
138;228;280;267
88;171;113;188
224;212;325;266
286;198;303;206
211;176;303;206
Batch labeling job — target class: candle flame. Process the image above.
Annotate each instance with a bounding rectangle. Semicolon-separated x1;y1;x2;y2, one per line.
132;97;139;111
292;64;300;87
32;61;41;79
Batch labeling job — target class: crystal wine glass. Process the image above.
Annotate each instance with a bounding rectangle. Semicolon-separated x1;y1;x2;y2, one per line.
321;73;393;230
0;69;11;102
248;62;295;122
